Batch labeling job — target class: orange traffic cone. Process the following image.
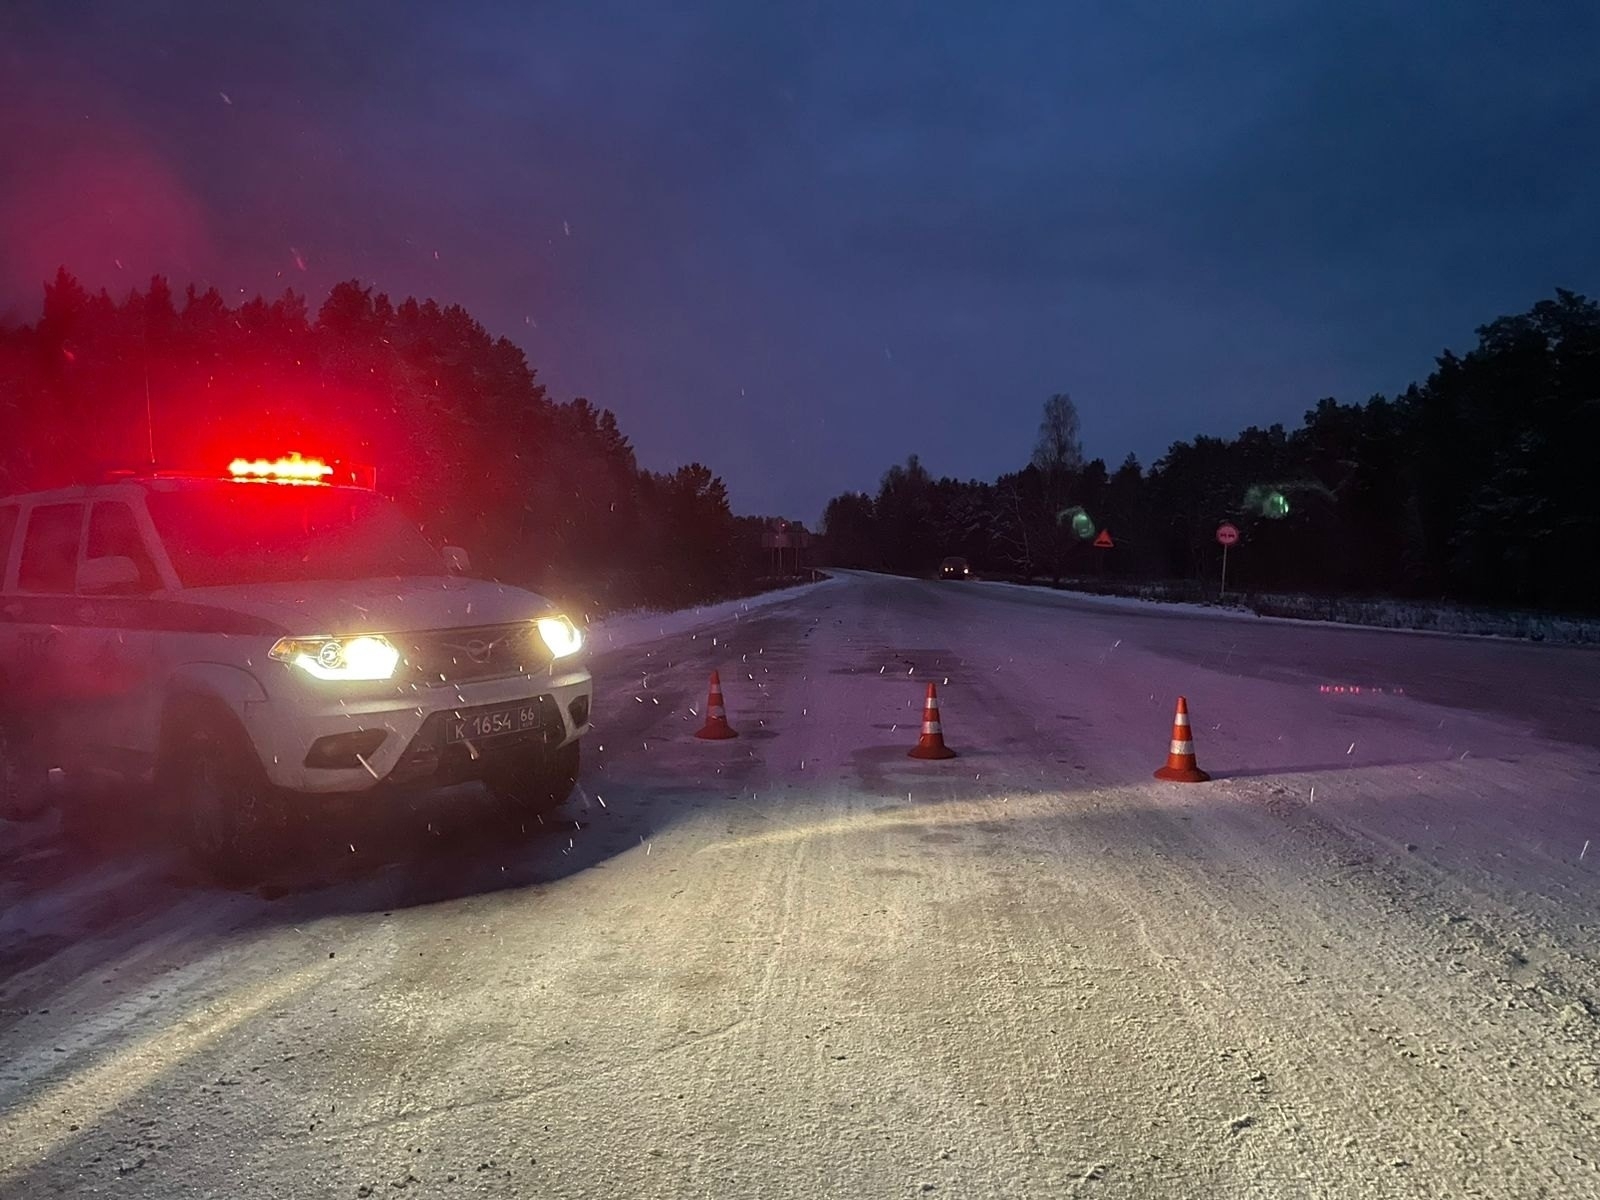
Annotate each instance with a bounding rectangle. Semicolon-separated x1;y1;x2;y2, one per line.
908;682;957;760
694;671;738;740
1154;696;1210;782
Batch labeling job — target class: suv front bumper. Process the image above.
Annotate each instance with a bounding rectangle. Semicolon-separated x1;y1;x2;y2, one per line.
245;668;592;793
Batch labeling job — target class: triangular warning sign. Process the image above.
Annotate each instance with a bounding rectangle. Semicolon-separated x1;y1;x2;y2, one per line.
1093;529;1114;549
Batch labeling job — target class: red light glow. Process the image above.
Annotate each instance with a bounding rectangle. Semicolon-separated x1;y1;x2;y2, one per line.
227;454;333;482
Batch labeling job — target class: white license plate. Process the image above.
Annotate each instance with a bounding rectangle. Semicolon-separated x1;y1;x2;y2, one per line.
447;703;542;743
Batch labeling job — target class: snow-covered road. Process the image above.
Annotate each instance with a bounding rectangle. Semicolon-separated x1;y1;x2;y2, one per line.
3;570;1597;1197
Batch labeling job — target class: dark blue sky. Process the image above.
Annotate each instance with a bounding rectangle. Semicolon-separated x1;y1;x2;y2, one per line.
4;2;1597;520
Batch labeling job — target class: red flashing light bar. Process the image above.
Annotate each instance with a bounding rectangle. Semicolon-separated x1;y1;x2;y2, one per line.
228;454;334;481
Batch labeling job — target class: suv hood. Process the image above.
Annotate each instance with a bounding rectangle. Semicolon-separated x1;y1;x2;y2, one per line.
176;576;561;636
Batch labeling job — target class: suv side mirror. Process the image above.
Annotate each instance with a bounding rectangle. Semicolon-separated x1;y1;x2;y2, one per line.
79;556;143;595
443;546;471;575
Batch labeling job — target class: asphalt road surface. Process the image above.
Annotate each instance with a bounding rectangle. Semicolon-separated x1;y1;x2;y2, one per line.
3;571;1598;1198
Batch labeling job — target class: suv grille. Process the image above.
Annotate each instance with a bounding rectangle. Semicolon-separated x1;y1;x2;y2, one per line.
397;622;552;685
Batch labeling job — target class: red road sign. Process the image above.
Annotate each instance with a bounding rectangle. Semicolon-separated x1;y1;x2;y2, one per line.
1216;523;1240;546
1093;529;1114;549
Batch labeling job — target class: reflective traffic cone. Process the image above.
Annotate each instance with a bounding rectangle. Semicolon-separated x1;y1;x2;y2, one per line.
1154;696;1210;782
694;670;738;740
908;682;957;760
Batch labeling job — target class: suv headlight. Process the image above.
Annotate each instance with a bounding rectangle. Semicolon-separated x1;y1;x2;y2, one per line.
536;615;584;659
270;634;401;681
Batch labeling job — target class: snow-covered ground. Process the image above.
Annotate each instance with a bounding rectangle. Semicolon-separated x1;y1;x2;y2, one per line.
3;569;1597;1198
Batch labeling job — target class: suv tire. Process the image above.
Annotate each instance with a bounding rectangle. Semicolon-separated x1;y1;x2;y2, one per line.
485;741;580;829
161;698;295;883
0;710;50;823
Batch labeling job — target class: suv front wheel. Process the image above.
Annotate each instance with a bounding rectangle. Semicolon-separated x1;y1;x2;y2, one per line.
485;740;580;830
161;699;295;882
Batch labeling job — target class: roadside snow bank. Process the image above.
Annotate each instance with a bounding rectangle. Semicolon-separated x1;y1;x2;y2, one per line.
978;579;1266;623
1245;592;1600;644
979;578;1600;644
585;574;840;654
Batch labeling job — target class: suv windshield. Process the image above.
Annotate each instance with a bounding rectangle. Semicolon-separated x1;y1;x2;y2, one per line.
147;484;443;587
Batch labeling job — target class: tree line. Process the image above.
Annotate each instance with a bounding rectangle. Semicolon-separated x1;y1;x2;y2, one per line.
822;290;1600;613
0;270;785;611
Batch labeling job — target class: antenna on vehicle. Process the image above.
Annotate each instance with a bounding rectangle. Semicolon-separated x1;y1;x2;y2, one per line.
144;364;156;467
140;307;158;467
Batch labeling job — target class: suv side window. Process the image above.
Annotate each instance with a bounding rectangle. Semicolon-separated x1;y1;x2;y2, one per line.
18;503;85;594
87;501;160;591
0;505;17;589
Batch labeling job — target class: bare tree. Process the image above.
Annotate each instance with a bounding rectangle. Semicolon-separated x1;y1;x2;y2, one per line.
1027;394;1086;585
1032;393;1084;476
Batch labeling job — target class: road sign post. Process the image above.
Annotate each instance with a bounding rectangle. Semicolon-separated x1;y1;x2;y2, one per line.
761;520;813;576
1215;523;1240;598
1092;528;1113;577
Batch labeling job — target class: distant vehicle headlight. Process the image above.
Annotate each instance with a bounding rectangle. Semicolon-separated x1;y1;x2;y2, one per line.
270;634;401;681
537;615;584;659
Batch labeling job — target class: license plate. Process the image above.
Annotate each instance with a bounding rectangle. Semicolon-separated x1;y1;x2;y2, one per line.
447;703;543;744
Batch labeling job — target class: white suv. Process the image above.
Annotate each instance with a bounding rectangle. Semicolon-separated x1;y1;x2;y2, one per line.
0;459;592;873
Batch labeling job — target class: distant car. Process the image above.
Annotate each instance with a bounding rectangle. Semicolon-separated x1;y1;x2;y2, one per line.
0;456;592;877
939;556;971;580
